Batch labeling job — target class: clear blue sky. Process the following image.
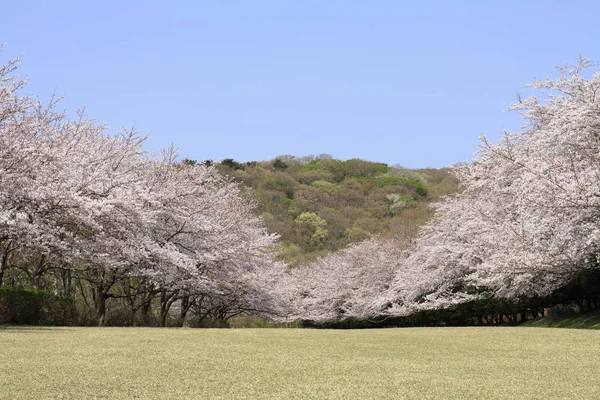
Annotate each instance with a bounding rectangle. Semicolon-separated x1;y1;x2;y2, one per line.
1;1;598;168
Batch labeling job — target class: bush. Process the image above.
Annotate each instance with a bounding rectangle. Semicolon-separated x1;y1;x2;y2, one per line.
220;158;245;170
0;287;76;325
377;177;429;197
272;158;289;171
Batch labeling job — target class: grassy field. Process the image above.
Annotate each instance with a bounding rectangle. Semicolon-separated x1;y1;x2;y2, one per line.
521;310;600;329
1;326;600;399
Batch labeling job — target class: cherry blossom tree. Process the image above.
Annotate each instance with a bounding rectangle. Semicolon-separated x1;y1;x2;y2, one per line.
139;150;283;325
0;53;285;326
7;48;600;326
386;58;600;314
279;237;411;323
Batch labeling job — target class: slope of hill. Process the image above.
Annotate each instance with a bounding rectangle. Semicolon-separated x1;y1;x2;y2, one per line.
521;310;600;330
206;155;459;265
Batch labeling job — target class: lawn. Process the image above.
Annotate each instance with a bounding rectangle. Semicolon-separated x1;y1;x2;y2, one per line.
1;326;599;399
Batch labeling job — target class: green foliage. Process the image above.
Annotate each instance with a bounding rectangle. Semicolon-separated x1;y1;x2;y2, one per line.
296;170;334;184
272;158;289;171
296;212;329;250
343;158;389;177
377;176;406;187
295;158;389;182
0;287;76;325
182;158;197;166
262;173;295;199
387;194;419;215
377;176;428;197
311;180;338;194
220;158;245;170
216;155;459;264
343;227;369;244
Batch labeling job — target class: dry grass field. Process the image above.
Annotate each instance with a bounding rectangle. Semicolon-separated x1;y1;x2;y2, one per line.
1;326;599;399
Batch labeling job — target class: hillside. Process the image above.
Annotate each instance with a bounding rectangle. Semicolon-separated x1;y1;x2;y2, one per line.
521;310;600;330
206;155;459;265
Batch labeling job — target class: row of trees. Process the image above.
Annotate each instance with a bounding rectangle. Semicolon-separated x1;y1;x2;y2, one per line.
281;58;600;325
0;56;285;326
3;52;599;328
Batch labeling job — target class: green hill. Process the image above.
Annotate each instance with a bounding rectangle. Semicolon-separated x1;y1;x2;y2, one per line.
206;155;459;265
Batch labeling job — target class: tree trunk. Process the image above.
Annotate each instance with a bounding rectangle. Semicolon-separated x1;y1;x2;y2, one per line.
520;310;527;322
122;279;136;327
138;287;157;326
0;263;6;286
97;291;107;327
0;240;14;287
90;270;118;327
178;296;197;327
0;251;9;286
179;296;190;327
61;268;72;297
31;254;46;290
141;300;152;326
160;290;177;327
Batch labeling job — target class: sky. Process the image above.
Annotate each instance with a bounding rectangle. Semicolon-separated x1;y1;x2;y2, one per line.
1;1;598;168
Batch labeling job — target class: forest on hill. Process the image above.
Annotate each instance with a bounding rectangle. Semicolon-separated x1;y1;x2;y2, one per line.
207;156;459;265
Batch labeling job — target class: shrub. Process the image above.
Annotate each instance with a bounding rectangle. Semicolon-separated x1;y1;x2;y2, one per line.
377;176;429;197
220;158;245;170
272;158;289;171
0;287;76;325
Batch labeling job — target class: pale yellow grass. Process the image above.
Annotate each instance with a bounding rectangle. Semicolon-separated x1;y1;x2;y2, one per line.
1;326;599;399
